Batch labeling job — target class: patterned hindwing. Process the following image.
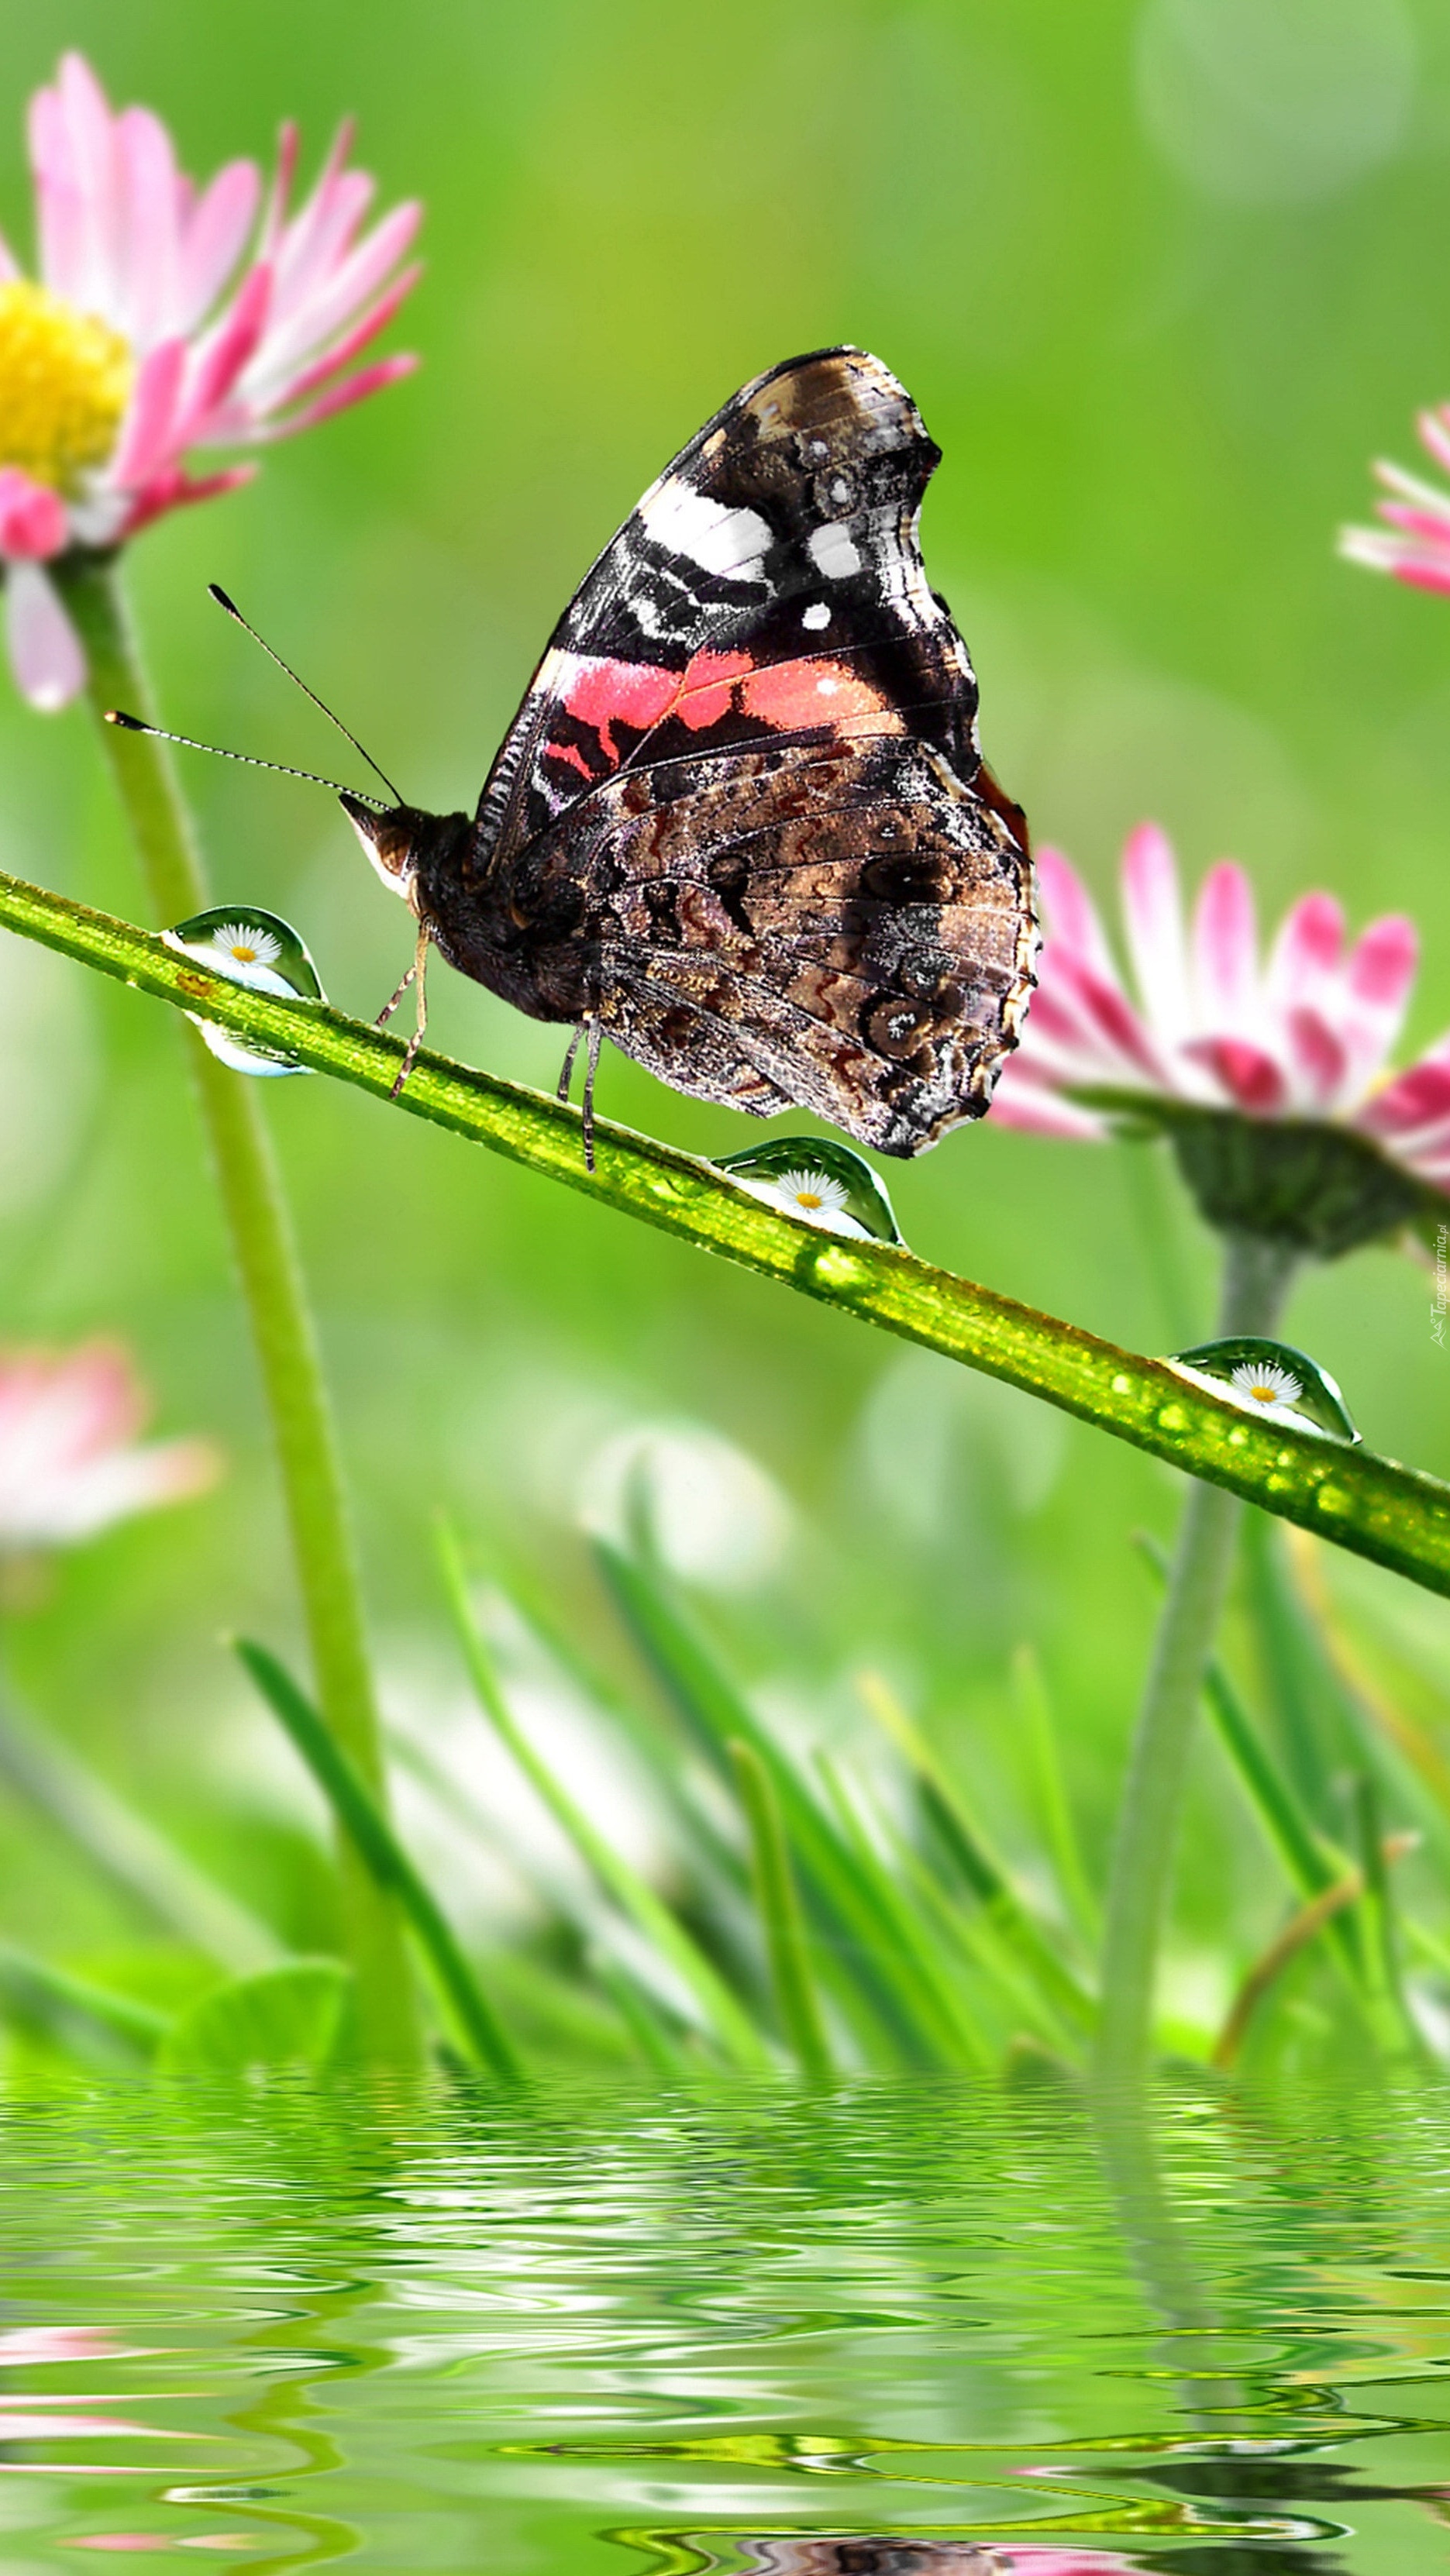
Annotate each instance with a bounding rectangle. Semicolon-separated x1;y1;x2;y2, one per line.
501;737;1038;1157
474;348;997;870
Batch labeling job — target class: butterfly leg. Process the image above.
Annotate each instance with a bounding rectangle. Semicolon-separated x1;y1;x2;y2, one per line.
374;959;417;1029
556;1022;584;1104
388;921;432;1100
556;1020;602;1173
581;1018;602;1176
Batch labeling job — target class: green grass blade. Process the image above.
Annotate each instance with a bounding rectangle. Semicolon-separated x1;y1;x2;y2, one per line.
436;1524;770;2070
858;1670;1095;2032
0;1690;281;1974
1011;1645;1100;1948
235;1639;520;2080
589;1950;700;2078
1351;1773;1421;2058
729;1740;834;2082
811;1754;994;2068
0;1944;169;2062
598;1540;951;2062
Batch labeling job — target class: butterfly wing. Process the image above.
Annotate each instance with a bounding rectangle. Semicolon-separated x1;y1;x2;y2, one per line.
495;735;1035;1157
474;346;1018;864
436;346;1035;1155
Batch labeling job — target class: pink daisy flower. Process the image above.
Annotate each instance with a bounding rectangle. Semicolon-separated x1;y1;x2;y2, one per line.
0;52;420;711
0;1340;218;1550
1341;402;1450;595
990;824;1450;1215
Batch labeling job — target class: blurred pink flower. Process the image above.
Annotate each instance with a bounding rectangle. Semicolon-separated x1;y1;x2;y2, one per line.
0;2324;119;2364
990;824;1450;1200
0;1341;218;1550
1341;403;1450;595
0;51;420;710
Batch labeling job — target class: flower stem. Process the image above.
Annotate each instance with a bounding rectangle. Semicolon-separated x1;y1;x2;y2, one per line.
1094;1231;1297;2090
59;554;415;2067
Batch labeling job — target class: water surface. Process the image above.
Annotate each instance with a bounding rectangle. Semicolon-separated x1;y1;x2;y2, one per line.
0;2076;1446;2571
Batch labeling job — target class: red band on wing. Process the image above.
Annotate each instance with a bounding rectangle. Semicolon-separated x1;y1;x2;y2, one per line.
553;649;894;786
741;658;891;730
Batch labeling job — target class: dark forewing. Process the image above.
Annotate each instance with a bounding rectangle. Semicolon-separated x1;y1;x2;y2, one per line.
474;348;996;868
511;739;1037;1157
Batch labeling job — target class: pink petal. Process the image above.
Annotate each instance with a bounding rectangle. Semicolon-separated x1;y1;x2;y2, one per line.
1348;911;1417;1010
1120;820;1191;1044
1182;1034;1286;1113
1284;1004;1348;1107
1340;522;1450;589
249;261;421;416
1053;952;1166;1083
1035;846;1120;985
1388;553;1450;595
1266;891;1342;1006
0;470;67;559
173;263;274;447
248;200;420;391
119;462;255;539
114;105;181;350
1192;860;1259;1026
1359;1051;1450;1136
259;120;300;259
1419;407;1450;477
987;1063;1108;1138
176;159;260;329
5;561;85;711
262;351;415;439
108;338;187;491
1376;501;1450;542
53;53;123;321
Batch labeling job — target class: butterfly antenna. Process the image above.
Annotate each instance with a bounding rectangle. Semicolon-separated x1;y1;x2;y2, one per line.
208;583;406;806
103;709;387;808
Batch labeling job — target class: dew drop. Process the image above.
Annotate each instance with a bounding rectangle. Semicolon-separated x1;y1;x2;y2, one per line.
1164;1336;1359;1445
1156;1404;1188;1434
162;907;323;1079
713;1136;903;1245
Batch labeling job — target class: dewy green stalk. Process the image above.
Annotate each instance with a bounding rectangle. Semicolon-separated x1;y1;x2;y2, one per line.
4;852;1450;1590
57;556;415;2068
1094;1232;1298;2089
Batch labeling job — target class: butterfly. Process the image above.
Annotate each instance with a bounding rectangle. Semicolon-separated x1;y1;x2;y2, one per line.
135;349;1037;1169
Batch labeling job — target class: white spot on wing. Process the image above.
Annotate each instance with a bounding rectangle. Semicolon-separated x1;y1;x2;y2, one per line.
638;477;772;579
808;522;862;580
802;601;831;630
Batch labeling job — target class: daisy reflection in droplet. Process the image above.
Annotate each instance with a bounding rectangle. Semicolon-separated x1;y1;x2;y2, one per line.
737;1163;871;1238
207;920;284;977
1228;1358;1303;1417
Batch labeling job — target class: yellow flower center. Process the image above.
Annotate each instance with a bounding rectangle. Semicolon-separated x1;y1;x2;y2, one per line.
0;281;132;491
229;944;258;964
1248;1383;1277;1403
796;1190;823;1209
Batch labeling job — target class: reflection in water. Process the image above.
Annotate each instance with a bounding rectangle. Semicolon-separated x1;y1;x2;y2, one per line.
737;2547;1004;2571
0;2078;1445;2570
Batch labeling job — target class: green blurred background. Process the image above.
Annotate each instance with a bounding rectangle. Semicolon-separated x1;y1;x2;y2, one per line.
2;0;1448;2027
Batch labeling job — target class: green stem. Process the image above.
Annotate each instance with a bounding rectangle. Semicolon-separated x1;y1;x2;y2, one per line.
59;555;415;2067
1094;1231;1297;2089
3;857;1450;1593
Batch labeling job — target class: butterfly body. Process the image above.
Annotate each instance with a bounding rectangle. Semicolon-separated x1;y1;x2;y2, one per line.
344;346;1036;1156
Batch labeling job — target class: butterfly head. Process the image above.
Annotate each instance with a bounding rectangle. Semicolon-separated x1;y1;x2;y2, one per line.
339;793;471;903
